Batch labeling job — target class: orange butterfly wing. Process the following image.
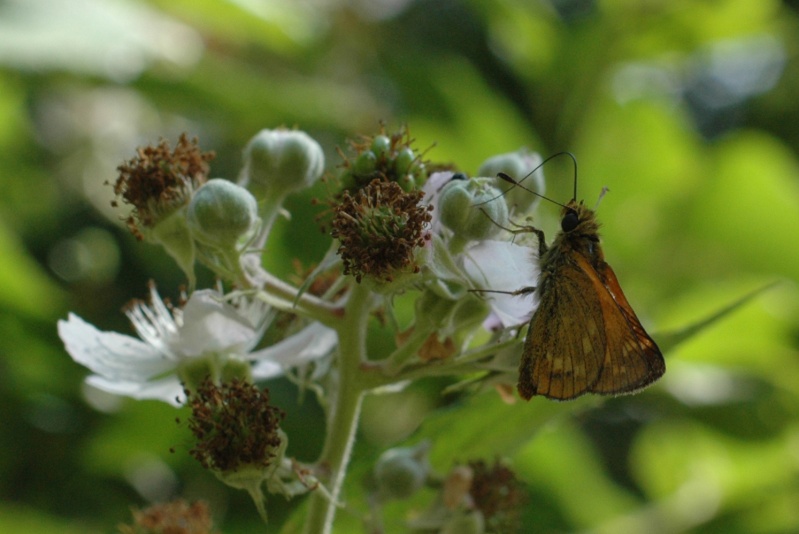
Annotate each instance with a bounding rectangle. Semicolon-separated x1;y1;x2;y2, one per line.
588;258;665;394
517;251;664;400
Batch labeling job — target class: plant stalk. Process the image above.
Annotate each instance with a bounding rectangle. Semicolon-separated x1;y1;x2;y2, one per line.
302;283;372;534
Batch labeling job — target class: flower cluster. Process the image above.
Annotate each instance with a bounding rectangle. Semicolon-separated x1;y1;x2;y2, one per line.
58;126;547;530
367;443;527;533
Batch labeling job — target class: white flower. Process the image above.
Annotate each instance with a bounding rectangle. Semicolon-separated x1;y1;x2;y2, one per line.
421;171;457;236
462;239;539;330
250;322;338;379
58;285;337;406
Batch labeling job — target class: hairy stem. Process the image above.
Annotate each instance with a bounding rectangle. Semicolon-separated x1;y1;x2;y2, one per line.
302;283;372;534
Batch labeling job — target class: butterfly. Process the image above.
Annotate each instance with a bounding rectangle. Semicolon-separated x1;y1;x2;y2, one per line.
497;159;665;401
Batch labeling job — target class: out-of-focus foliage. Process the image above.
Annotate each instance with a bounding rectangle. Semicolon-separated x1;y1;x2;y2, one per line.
0;0;797;532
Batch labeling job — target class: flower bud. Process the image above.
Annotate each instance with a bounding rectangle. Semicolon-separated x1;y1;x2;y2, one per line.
353;150;377;176
373;442;430;500
438;177;508;245
478;149;544;213
393;147;415;176
371;134;391;158
187;179;259;250
239;129;325;202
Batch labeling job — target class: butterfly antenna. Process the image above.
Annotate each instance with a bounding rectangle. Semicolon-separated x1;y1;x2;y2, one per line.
490;151;580;210
566;151;578;200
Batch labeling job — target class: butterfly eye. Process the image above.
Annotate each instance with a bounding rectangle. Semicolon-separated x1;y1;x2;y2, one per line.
561;210;579;232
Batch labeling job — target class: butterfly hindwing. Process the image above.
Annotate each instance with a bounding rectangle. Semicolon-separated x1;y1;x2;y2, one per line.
588;259;665;394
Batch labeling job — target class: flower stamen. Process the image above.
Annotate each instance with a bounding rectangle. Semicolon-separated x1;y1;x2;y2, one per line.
112;133;215;239
330;179;432;283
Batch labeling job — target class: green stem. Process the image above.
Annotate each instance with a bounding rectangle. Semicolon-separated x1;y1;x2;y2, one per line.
302;283;373;534
381;323;437;375
246;483;269;525
257;271;344;327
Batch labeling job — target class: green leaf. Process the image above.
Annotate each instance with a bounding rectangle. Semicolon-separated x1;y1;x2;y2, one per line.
655;282;778;354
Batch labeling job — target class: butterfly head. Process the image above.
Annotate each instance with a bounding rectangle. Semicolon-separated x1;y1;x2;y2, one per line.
559;199;598;234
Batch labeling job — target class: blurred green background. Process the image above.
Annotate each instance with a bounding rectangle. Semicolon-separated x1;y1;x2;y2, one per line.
1;0;798;532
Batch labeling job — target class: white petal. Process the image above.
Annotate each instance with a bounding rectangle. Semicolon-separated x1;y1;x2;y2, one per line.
85;375;185;406
58;313;174;381
463;240;538;327
422;171;456;234
251;360;283;380
250;322;338;373
174;290;260;356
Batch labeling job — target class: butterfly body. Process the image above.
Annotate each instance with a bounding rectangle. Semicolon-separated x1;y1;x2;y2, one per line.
517;199;665;401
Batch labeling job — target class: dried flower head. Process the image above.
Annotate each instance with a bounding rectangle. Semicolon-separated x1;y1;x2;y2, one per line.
330;179;432;283
112;134;215;239
118;499;217;534
468;459;526;533
187;379;284;473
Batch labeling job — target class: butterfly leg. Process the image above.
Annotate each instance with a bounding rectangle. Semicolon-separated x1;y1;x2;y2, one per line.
511;285;536;296
506;222;548;258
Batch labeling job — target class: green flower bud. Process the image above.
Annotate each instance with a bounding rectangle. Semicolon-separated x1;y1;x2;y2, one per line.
393;147;415;176
374;442;430;500
353;150;378;176
371;135;391;159
397;173;416;192
478;149;544;213
477;150;536;181
187;179;259;250
438;177;508;245
239;129;325;202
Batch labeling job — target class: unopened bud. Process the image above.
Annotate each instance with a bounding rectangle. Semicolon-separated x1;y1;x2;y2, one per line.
239;129;325;202
187;179;259;250
438;177;508;244
478;149;544;213
373;442;430;500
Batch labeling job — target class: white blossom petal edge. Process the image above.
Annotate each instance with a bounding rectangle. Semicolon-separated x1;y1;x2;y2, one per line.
250;322;338;378
58;286;278;406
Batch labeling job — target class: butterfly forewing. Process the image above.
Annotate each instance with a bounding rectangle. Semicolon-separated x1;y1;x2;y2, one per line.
518;259;607;400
